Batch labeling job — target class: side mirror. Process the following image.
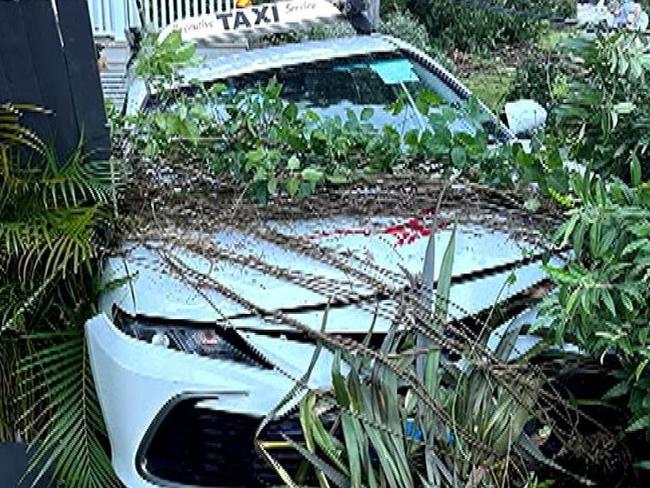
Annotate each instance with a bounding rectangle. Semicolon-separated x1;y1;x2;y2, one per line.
504;99;547;137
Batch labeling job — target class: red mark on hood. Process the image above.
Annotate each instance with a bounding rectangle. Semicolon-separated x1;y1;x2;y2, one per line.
383;218;433;246
307;214;448;247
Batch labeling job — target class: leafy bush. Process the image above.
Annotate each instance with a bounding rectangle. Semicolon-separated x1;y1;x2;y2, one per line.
536;165;650;444
411;0;576;52
507;50;572;111
132;80;499;202
553;32;650;181
134;31;200;88
127;35;497;203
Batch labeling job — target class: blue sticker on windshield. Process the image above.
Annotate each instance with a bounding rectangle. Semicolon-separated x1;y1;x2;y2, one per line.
369;59;418;85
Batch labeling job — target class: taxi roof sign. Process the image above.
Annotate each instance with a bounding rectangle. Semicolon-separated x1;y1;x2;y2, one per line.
158;0;356;44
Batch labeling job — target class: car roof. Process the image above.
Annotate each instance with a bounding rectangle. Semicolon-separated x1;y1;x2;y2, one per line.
183;35;399;83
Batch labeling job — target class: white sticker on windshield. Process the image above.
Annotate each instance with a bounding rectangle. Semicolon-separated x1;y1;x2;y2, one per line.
369;59;419;85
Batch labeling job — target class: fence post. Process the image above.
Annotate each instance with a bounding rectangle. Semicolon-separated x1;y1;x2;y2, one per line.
56;0;111;160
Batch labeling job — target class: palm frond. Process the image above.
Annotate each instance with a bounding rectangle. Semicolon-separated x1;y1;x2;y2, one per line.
0;104;48;153
0;109;122;283
0;104;120;488
21;330;119;488
1;146;121;213
0;279;55;335
0;335;41;441
0;205;105;282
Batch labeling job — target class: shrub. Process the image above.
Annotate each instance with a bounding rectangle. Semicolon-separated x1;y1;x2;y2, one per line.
128;79;497;202
553;32;650;181
507;50;572;111
267;226;562;487
536;165;650;442
411;0;576;52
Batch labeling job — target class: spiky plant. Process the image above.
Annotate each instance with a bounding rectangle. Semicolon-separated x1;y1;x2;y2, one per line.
0;103;121;487
262;223;574;487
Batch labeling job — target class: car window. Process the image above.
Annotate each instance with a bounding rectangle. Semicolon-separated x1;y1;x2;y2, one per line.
149;51;502;140
222;52;468;135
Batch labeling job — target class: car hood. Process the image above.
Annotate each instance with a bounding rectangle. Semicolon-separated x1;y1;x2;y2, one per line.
100;214;557;333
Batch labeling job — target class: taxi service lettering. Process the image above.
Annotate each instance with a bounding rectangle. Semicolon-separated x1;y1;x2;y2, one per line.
214;5;280;31
158;0;344;43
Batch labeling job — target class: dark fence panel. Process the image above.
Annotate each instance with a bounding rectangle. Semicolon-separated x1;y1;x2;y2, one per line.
0;0;52;146
0;0;110;161
22;0;80;158
56;0;111;158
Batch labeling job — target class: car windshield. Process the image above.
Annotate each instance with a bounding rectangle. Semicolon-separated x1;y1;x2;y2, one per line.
221;52;476;136
149;51;502;140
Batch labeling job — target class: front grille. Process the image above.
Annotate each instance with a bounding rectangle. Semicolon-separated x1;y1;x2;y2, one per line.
140;398;308;487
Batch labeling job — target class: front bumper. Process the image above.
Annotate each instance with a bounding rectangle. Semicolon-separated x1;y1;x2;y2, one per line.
85;314;333;488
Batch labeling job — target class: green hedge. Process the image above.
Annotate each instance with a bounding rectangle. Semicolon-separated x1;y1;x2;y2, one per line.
411;0;577;52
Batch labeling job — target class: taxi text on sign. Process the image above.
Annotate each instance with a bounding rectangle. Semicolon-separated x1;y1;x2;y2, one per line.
158;0;344;43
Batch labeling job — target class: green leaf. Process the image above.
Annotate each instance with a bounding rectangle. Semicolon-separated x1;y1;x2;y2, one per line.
286;177;300;197
450;146;467;167
635;359;649;381
387;97;405;115
631;153;642;187
23;329;119;487
341;414;363;488
603;380;629;399
627;414;650;433
415;90;442;115
331;351;350;409
602;289;617;317
283;103;299;121
622;239;647;257
404;129;419;147
287;155;301;171
246;149;265;163
208;82;227;96
267;177;278;195
360;107;374;122
301;167;324;183
561;213;580;247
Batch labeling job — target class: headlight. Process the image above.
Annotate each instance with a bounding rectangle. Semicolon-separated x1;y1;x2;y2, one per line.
114;310;271;369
